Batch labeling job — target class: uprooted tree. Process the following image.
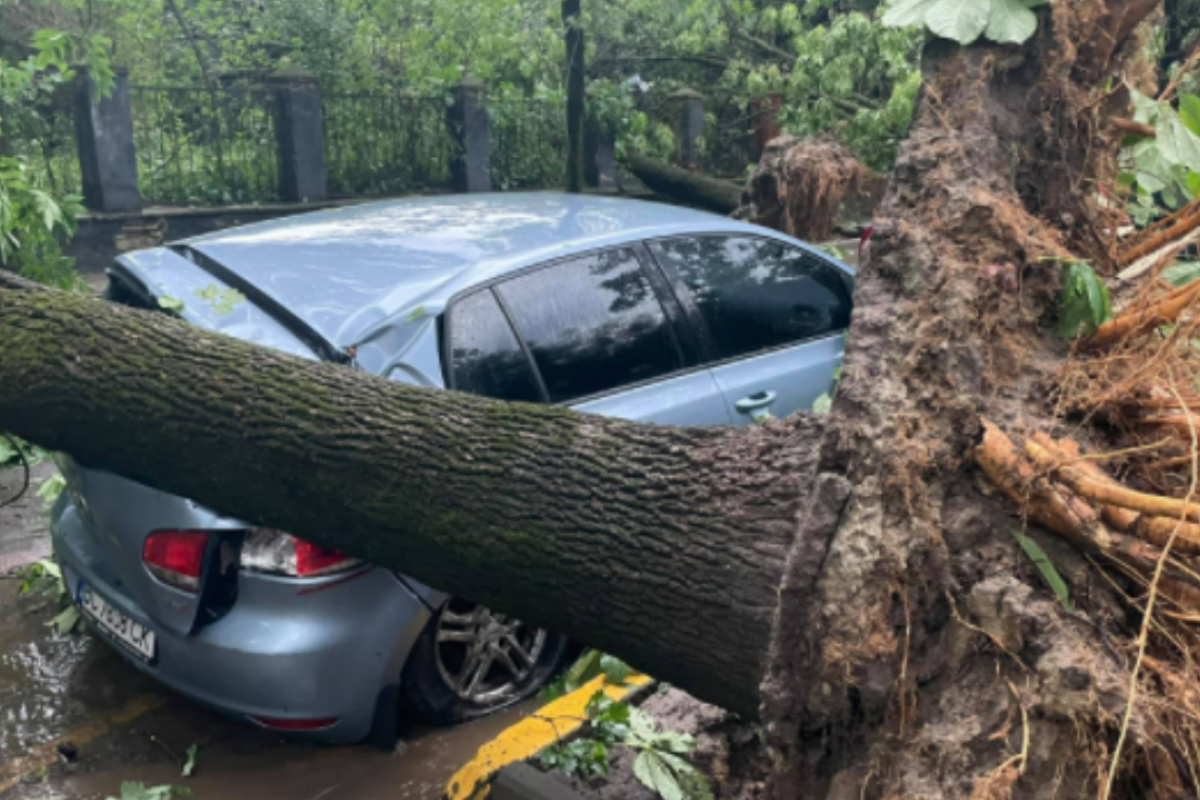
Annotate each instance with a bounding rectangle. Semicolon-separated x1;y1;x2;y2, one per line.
4;1;1200;796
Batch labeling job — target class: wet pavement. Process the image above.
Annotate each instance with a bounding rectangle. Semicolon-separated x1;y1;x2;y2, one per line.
0;465;535;800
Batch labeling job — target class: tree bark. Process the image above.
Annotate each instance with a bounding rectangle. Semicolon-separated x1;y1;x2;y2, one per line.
0;1;1170;796
623;152;743;214
754;3;1168;797
563;0;585;194
0;271;819;719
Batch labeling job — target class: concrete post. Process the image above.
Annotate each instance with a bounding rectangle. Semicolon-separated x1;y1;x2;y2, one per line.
750;93;784;162
75;68;142;212
448;78;492;193
670;88;705;169
584;119;618;191
270;70;327;203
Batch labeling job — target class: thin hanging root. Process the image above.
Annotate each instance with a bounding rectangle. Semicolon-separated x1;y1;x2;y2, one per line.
1084;280;1200;351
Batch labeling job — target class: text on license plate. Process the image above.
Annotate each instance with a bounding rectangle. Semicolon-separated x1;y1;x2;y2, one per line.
78;584;157;661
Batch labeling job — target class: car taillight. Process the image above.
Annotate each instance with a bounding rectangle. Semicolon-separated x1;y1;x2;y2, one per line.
142;530;210;593
239;529;362;578
858;224;873;264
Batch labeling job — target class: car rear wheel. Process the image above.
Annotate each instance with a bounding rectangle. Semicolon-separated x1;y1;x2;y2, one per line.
402;599;570;726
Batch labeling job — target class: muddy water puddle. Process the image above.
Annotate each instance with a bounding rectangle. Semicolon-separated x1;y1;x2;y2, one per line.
0;578;535;800
37;705;534;800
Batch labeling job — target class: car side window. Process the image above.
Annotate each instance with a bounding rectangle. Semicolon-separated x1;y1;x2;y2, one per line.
649;236;852;362
446;289;543;403
495;248;685;404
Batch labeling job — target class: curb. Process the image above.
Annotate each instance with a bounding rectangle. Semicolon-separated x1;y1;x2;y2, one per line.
443;673;652;800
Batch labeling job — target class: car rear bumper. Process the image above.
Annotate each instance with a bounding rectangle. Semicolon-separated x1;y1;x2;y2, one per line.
52;500;432;744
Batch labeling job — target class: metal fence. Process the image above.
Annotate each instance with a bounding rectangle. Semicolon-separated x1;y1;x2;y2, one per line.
699;94;757;180
131;86;280;206
7;89;82;197
487;98;567;191
323;94;455;198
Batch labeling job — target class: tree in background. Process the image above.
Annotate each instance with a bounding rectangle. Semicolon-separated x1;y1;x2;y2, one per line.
0;29;110;287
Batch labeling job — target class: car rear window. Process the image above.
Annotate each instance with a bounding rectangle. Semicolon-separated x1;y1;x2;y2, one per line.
446;289;543;403
649;236;852;362
496;248;685;404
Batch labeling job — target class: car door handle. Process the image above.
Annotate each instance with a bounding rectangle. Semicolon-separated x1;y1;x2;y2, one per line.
735;390;777;414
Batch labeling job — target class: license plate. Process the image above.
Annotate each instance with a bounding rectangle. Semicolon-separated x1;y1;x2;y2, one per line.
78;584;157;662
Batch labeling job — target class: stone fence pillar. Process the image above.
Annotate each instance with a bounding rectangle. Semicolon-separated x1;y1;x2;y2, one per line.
449;78;492;193
271;70;327;203
75;68;142;212
670;88;705;170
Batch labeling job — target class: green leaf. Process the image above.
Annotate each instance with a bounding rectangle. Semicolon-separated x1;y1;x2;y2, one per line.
634;751;685;800
628;707;658;741
1163;261;1200;288
36;474;66;508
108;782;192;800
1014;531;1074;612
924;0;992;45
653;731;697;754
812;393;833;415
881;0;943;28
1180;94;1200;138
600;654;632;685
984;0;1038;44
182;744;198;778
1159;112;1200;172
48;605;79;635
158;296;185;316
565;649;604;687
1055;261;1112;339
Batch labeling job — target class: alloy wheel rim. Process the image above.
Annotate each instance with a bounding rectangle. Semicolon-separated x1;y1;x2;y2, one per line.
434;601;548;704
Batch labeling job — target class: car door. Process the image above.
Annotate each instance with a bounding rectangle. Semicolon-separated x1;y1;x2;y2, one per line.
647;235;853;426
443;246;732;427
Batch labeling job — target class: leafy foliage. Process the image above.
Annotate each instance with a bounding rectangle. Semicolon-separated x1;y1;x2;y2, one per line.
106;783;192;800
539;690;713;800
0;435;47;468
0;28;111;287
37;474;66;508
1121;89;1200;224
1014;530;1075;612
541;649;633;701
1055;261;1113;340
881;0;1046;45
1163;260;1200;288
193;285;246;317
181;744;199;778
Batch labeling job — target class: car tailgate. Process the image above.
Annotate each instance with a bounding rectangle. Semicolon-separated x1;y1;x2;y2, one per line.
57;455;243;637
58;248;321;636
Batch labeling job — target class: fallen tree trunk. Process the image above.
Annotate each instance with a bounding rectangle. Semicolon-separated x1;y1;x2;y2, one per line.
0;1;1170;796
622;152;742;214
0;271;818;718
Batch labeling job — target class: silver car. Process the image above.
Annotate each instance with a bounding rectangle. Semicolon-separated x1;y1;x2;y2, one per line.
51;193;854;744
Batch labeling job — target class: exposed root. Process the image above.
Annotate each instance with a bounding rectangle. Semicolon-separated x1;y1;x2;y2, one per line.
736;134;884;241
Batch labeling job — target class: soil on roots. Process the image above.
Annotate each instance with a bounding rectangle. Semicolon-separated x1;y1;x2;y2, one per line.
746;4;1183;799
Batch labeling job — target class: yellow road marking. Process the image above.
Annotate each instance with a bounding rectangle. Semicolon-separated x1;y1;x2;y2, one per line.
443;673;652;800
0;692;166;794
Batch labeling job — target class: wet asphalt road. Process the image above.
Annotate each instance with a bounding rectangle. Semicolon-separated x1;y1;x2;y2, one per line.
0;464;533;800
